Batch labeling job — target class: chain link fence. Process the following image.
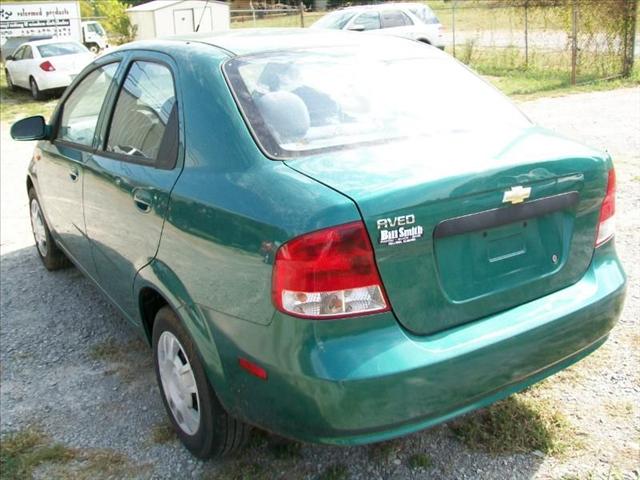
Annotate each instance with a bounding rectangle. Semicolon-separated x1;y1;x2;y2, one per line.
432;0;637;84
230;0;637;85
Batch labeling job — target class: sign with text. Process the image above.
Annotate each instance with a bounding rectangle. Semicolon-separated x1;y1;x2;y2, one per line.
0;2;81;40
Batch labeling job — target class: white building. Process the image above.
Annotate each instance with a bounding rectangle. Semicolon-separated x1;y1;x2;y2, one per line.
127;0;230;41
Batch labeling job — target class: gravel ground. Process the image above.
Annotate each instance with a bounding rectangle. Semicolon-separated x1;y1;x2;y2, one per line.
1;87;639;479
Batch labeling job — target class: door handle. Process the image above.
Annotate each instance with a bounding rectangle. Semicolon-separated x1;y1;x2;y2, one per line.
132;189;153;213
69;167;79;182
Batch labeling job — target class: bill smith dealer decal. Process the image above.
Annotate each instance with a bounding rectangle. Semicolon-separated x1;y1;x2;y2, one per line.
376;214;424;246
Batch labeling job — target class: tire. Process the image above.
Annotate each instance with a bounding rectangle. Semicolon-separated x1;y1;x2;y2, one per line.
29;77;45;101
28;188;71;270
5;69;16;91
152;306;250;458
87;44;100;54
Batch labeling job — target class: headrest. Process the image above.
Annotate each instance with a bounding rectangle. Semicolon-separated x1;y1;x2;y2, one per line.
256;91;310;144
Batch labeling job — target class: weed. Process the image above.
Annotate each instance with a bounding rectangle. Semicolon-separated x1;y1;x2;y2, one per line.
207;460;270;480
408;452;433;469
89;339;121;361
368;439;401;463
151;422;176;444
450;393;577;455
0;428;75;480
268;438;302;460
0;69;57;123
319;463;349;480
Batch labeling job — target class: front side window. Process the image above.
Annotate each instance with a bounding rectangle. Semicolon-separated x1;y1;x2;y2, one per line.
38;42;88;58
224;45;529;157
380;10;412;28
352;12;380;31
57;63;119;146
12;47;25;60
106;61;177;167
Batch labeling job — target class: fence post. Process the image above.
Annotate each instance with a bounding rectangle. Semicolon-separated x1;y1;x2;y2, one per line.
570;0;578;85
452;1;457;58
299;2;305;28
524;0;529;68
623;0;637;76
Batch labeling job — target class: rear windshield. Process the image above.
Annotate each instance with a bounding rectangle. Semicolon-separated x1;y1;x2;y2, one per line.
224;44;529;158
38;42;87;58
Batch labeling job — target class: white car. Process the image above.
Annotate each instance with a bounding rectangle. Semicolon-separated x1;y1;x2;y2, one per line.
311;3;445;49
5;39;95;100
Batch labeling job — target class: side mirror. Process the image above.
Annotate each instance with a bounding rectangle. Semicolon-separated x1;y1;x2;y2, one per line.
347;25;366;32
6;55;15;61
11;116;48;141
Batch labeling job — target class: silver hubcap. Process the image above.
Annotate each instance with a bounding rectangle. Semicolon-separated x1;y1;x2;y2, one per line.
30;199;48;257
31;80;37;96
157;331;200;435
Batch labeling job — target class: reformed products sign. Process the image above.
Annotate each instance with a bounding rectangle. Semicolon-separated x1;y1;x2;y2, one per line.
0;2;81;40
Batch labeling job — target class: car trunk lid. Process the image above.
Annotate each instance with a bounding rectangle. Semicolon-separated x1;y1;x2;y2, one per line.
285;126;609;335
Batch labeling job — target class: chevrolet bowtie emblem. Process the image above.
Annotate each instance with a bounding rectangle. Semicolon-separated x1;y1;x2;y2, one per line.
502;185;531;205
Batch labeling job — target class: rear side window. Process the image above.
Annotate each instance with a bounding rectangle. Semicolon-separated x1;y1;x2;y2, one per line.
352;12;380;31
38;42;87;58
22;46;33;59
380;10;413;28
106;61;178;169
57;63;119;147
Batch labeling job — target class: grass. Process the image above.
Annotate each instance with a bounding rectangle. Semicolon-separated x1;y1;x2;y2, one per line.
0;427;144;480
408;452;433;469
367;439;402;463
0;68;57;123
318;463;350;480
267;438;303;460
450;393;578;456
151;422;176;445
0;428;75;479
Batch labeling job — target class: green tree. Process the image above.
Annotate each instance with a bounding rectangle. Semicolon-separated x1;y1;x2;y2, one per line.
82;0;137;43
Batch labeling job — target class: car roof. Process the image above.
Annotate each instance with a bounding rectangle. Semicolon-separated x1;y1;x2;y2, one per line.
21;38;83;47
154;28;440;57
332;3;425;12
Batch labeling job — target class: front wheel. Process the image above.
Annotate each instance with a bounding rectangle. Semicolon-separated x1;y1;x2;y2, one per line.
152;306;250;458
30;77;45;100
87;44;100;54
28;188;71;270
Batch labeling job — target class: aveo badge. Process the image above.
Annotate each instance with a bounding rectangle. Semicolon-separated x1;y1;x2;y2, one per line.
376;214;423;246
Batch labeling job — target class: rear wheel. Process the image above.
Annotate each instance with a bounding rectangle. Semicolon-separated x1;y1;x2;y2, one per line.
5;69;16;91
87;44;100;54
29;77;45;100
28;188;71;270
152;306;250;458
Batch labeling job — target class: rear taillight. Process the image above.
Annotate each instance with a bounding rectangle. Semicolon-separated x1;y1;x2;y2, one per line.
595;169;616;247
272;221;389;319
39;61;55;72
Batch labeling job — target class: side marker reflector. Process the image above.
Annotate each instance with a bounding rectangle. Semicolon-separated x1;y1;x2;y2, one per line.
238;357;268;380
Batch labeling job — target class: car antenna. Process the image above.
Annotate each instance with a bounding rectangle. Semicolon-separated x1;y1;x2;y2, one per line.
195;0;210;33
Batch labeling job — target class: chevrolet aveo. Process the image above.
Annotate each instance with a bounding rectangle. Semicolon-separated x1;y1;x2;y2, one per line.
11;30;626;458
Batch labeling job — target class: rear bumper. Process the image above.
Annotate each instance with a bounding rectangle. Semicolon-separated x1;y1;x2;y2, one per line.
35;71;76;91
203;240;625;445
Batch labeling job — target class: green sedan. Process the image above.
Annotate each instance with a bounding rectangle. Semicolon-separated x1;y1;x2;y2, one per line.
10;29;626;458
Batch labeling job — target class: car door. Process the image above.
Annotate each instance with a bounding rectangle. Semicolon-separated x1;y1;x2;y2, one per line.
378;10;415;37
37;60;122;279
347;11;381;31
17;45;36;86
8;46;26;87
83;54;182;319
